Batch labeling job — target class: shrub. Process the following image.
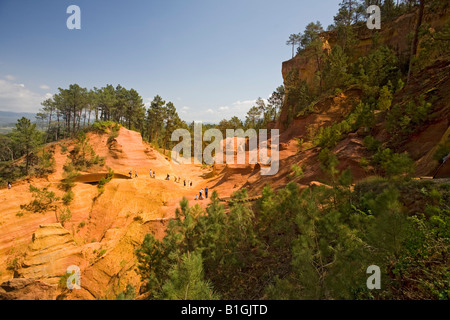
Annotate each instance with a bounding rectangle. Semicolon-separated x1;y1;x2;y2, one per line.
36;149;56;176
386;95;433;136
107;124;120;144
373;148;415;178
60;162;79;192
60;144;68;154
97;168;114;196
69;131;105;171
295;138;304;152
91;121;114;134
20;184;60;213
363;135;382;153
433;138;450;163
116;284;136;300
62;190;74;205
377;86;392;111
290;164;304;179
58;207;72;226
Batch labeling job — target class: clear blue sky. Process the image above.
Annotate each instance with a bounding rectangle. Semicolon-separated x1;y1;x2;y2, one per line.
0;0;340;123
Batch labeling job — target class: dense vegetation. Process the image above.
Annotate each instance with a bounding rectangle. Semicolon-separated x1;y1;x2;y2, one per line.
136;173;449;299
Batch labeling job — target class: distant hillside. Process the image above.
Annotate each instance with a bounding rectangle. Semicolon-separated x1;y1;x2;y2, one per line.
0;111;36;127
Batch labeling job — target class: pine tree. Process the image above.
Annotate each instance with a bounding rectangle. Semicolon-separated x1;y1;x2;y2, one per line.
10;117;42;175
161;251;220;300
323;46;350;91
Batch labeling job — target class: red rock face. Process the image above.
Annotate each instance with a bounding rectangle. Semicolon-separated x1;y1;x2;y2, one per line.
0;278;58;300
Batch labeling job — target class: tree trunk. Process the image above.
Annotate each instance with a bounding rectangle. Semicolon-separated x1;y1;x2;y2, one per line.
407;0;425;83
25;145;29;175
56;112;60;141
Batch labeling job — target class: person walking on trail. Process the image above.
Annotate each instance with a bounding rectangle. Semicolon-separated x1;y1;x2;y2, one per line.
135;171;138;178
205;186;209;199
184;179;186;187
153;172;156;179
150;169;152;177
166;174;170;180
199;188;203;200
129;170;132;179
7;181;11;189
190;181;193;187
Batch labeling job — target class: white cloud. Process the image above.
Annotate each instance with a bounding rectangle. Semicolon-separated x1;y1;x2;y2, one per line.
40;84;50;90
232;99;256;107
172;98;270;123
180;106;190;114
5;75;15;81
0;78;50;113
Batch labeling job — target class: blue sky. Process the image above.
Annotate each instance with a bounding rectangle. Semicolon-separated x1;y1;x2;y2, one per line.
0;0;339;123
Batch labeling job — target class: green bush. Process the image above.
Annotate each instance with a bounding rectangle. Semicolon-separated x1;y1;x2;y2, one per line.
20;184;60;213
372;148;415;178
60;144;68;154
36;149;56;176
62;190;74;205
58;207;72;225
363;135;382;153
377;86;393;111
116;284;136;300
433;138;450;163
60;162;79;192
91;121;114;134
69;131;105;171
107;124;121;144
290;164;304;179
387;95;433;136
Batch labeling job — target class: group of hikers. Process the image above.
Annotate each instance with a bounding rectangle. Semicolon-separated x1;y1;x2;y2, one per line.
165;173;193;188
129;170;140;178
195;186;209;200
127;169;209;201
129;170;157;179
129;169;195;189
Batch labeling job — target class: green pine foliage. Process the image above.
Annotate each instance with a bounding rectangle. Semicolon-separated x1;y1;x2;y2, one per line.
136;175;449;300
161;251;220;300
386;95;433;140
36;148;56;176
433;138;450;163
116;284;136;300
69;131;105;171
20;184;60;214
10;117;42;175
